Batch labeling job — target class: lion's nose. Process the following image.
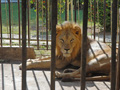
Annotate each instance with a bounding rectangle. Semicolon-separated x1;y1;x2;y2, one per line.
64;49;70;51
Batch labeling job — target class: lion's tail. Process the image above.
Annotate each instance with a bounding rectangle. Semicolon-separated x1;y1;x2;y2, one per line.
74;76;110;81
61;76;110;82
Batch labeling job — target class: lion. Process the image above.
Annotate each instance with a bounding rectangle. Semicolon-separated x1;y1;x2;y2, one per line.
19;21;111;81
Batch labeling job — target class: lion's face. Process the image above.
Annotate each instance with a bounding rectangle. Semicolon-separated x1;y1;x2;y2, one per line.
57;30;77;57
56;21;82;59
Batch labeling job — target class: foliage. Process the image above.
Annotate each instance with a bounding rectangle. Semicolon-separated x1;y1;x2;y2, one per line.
88;0;111;32
30;0;65;23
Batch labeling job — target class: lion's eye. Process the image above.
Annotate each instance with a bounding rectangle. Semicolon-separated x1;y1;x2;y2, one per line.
70;39;74;42
60;39;64;43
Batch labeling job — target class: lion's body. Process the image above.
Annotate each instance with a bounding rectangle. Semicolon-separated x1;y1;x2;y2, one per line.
19;21;111;81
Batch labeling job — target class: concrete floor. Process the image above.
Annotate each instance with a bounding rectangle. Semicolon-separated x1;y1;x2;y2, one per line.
0;62;110;90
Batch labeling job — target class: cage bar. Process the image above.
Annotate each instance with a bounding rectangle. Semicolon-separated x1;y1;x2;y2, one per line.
0;0;2;47
93;0;96;39
51;0;57;90
22;0;27;90
36;0;39;50
103;0;106;43
46;0;48;50
111;0;118;90
81;0;88;90
74;0;76;22
116;32;120;90
18;0;21;47
27;0;30;47
8;0;12;47
65;0;67;20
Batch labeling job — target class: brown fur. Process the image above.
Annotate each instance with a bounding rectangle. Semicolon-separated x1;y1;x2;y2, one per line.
19;21;111;81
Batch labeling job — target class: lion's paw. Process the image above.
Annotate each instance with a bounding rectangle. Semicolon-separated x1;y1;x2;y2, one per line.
55;71;62;79
19;59;37;70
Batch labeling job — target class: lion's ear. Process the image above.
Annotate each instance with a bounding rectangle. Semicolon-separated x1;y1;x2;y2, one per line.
73;25;81;36
56;25;62;35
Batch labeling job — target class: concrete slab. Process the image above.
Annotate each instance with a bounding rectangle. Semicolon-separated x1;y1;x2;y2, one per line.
0;62;111;90
0;47;36;60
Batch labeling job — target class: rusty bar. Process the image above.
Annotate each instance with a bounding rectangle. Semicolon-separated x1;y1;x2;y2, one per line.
93;0;96;40
65;0;67;20
22;0;27;90
74;0;76;22
8;0;11;47
46;0;48;50
36;0;39;50
81;0;88;89
0;0;2;47
18;0;21;47
111;0;117;90
27;0;30;47
51;0;57;90
103;0;106;43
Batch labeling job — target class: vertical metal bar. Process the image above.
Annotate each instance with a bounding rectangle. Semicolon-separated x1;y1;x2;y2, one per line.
27;0;30;47
48;0;50;31
103;0;106;43
117;0;119;43
67;0;69;20
42;0;43;39
18;0;21;47
0;0;2;47
46;0;48;50
111;0;118;90
22;0;27;90
90;0;92;38
93;0;96;40
77;0;79;23
8;0;11;47
116;32;120;90
81;0;88;89
36;0;39;50
71;0;73;22
97;0;100;41
116;2;120;90
59;0;62;23
65;0;67;20
110;0;112;47
74;0;76;22
51;0;57;90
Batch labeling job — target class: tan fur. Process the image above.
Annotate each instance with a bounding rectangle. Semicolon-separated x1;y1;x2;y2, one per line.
19;21;111;81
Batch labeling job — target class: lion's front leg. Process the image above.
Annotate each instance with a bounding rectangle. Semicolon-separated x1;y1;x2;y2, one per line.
19;58;69;70
19;58;51;70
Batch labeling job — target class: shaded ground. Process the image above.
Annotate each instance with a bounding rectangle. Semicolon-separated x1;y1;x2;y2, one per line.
0;61;110;90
